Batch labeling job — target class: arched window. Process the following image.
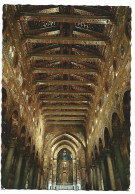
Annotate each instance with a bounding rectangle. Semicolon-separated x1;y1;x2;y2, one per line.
2;87;7;119
10;110;18;136
99;138;103;153
112;113;121;137
20;126;26;145
104;128;110;148
123;91;130;122
94;145;98;158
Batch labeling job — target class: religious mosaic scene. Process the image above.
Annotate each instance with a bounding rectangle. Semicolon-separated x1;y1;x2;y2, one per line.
1;5;131;190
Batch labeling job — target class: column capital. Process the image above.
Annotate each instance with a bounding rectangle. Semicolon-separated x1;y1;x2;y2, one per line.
37;166;42;173
91;163;96;168
24;145;31;157
111;137;122;147
104;148;111;156
99;153;106;161
87;167;91;174
95;158;100;165
29;155;36;165
89;165;93;169
9;137;18;147
122;121;130;132
36;159;40;167
17;146;25;155
41;170;44;175
17;136;25;147
112;126;123;138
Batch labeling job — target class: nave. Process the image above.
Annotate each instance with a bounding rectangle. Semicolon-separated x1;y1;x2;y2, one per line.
2;5;131;190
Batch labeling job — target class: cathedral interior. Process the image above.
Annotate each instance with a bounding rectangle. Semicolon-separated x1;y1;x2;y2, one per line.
2;5;131;190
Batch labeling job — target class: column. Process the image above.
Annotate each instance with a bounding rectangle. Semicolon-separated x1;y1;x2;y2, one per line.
90;168;94;190
113;141;129;190
100;157;109;190
76;160;81;190
106;149;116;190
43;167;49;189
28;161;34;189
87;168;92;190
13;147;25;189
21;148;30;189
52;159;57;189
73;159;77;188
36;167;41;189
96;161;102;190
40;171;44;189
81;167;86;189
48;168;52;190
32;161;38;189
2;137;17;188
92;165;98;190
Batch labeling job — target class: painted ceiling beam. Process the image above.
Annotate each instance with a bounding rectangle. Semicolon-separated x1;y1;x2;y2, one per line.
27;54;104;62
74;27;106;39
41;105;89;109
42;111;87;116
23;35;107;45
45;121;85;125
38;91;94;95
39;99;92;102
44;116;87;120
31;44;60;54
35;80;96;86
32;67;99;74
72;45;102;59
74;6;111;16
18;13;114;24
25;26;59;36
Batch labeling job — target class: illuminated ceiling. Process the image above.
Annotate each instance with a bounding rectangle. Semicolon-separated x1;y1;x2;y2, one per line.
14;5;117;130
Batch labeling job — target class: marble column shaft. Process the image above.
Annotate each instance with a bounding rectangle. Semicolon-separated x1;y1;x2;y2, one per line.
96;163;102;190
13;150;24;189
2;140;16;188
21;156;30;189
32;163;38;189
100;159;109;190
40;173;44;189
28;162;34;189
113;144;129;190
106;152;116;190
90;168;93;190
93;166;98;190
36;168;41;189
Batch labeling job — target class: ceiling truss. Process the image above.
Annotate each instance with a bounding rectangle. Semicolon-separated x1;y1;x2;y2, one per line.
16;5;116;126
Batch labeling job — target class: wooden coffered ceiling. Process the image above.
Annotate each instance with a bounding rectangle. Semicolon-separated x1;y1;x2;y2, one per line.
15;5;117;126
